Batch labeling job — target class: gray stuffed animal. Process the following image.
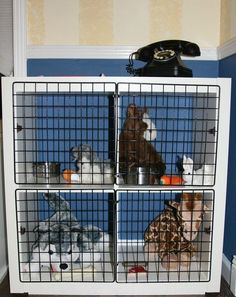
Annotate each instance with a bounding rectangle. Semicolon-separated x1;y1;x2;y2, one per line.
23;193;110;273
70;144;114;184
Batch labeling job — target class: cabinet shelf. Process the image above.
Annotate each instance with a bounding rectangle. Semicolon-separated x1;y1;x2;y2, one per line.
2;76;231;295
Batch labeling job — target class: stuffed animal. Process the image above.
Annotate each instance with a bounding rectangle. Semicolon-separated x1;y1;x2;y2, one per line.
182;155;214;185
23;193;110;273
144;192;207;270
142;111;157;141
119;104;165;181
75;224;110;269
69;144;114;184
23;242;80;273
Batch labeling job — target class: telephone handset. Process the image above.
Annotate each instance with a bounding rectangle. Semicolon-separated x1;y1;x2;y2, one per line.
126;40;201;77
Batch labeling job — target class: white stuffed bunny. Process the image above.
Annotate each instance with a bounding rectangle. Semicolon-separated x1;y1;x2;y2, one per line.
182;155;215;185
70;144;114;184
142;112;157;141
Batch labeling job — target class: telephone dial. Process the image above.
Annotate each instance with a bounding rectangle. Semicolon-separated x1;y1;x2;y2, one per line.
126;40;201;77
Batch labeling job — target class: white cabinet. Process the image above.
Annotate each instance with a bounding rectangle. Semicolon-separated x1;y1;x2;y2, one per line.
2;77;231;295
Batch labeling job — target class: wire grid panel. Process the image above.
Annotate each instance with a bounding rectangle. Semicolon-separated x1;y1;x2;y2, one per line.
117;190;214;283
116;83;220;186
16;189;115;282
12;82;116;184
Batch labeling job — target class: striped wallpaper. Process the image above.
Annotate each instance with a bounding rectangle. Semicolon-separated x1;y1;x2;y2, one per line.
27;0;235;48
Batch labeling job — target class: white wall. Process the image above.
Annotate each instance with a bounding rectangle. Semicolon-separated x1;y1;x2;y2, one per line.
0;0;13;282
0;121;7;282
0;0;13;75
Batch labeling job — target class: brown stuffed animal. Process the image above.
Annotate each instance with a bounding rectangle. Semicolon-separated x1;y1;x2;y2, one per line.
119;104;166;181
144;192;207;270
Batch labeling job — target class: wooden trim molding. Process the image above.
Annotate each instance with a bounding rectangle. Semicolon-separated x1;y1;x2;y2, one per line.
26;39;236;61
13;0;27;76
218;37;236;60
27;45;218;61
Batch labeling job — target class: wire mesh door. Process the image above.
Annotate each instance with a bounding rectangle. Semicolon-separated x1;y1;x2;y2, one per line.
16;189;115;282
12;82;116;184
117;190;213;283
116;83;220;186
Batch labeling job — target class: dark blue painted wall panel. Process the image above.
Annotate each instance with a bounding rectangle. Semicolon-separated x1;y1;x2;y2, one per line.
219;54;236;262
185;60;219;78
27;59;218;78
27;59;130;77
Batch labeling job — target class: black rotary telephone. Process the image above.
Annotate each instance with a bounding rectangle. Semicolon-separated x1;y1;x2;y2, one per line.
126;40;201;77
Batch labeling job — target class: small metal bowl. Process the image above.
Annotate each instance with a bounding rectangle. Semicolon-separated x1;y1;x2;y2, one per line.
32;162;60;178
124;167;157;185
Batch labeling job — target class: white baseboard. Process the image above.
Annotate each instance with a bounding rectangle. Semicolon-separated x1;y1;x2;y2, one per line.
222;254;236;296
231;256;236;296
0;265;8;284
222;254;231;283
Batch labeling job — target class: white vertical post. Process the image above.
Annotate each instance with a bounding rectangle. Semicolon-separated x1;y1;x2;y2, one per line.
230;256;236;296
13;0;27;76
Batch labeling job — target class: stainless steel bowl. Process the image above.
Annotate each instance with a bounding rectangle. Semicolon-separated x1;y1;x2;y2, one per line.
32;162;60;178
124;167;156;185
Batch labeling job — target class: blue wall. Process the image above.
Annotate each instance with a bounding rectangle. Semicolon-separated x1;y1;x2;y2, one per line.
219;53;236;262
28;57;236;258
27;59;218;78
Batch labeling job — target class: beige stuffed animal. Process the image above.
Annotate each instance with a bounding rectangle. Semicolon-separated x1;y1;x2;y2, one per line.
144;192;207;270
